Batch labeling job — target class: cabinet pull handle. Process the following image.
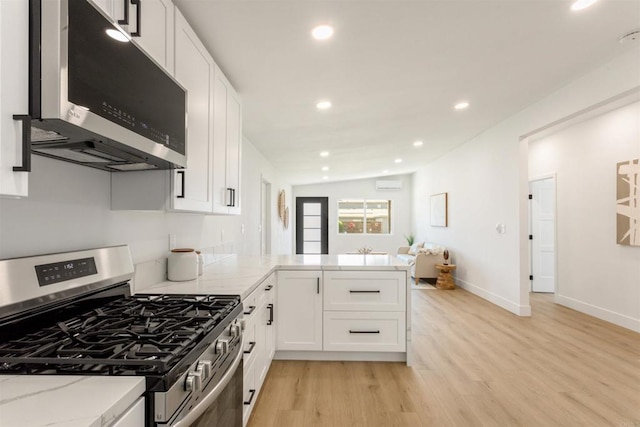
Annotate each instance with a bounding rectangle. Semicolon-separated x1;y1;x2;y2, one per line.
243;305;256;315
232;188;236;207
226;188;233;207
12;115;31;172
264;284;273;292
349;330;380;334
130;0;141;37
349;290;381;293
118;0;129;25
267;304;273;325
243;341;256;354
317;277;320;294
176;170;185;198
243;389;256;405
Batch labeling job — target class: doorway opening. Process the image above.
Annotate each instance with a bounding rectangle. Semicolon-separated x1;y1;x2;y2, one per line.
529;176;556;294
295;197;329;254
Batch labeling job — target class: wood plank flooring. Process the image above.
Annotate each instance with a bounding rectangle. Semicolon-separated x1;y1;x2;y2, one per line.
248;289;640;426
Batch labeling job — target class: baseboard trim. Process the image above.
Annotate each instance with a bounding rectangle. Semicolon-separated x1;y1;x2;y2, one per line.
274;350;407;363
456;278;531;316
555;294;640;333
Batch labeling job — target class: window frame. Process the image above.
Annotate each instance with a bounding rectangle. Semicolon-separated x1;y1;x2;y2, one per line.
337;199;392;235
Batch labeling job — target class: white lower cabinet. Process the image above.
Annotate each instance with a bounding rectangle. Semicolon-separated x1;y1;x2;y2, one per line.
276;270;323;351
276;270;407;356
242;273;276;426
110;397;145;427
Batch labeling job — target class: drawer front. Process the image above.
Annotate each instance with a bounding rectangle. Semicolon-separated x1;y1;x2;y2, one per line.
323;311;406;352
324;271;406;311
256;273;276;306
242;317;258;366
243;290;258;323
243;358;257;426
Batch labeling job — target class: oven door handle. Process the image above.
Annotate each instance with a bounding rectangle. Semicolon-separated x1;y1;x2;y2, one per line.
172;335;244;427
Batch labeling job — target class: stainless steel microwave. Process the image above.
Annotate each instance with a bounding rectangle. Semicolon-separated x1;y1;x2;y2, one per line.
28;0;187;171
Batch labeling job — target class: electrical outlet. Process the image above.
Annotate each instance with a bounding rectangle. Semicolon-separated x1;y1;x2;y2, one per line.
169;234;176;250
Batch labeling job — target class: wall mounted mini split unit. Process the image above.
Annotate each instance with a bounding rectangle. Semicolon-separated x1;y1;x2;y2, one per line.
375;180;402;190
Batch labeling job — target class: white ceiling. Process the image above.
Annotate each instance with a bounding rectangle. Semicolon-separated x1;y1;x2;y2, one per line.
173;0;640;185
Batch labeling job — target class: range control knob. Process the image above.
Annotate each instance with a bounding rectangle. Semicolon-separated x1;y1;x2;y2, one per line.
196;360;212;381
185;371;202;392
215;338;229;355
229;323;241;337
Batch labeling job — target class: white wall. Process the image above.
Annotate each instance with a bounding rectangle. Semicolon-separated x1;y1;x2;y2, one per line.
293;174;413;255
0;137;292;264
529;101;640;331
411;49;640;321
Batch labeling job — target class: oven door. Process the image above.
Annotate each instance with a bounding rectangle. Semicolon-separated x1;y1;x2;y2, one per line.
171;336;244;427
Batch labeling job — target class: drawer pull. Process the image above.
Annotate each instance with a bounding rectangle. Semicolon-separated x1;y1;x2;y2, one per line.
349;330;380;334
244;389;256;405
265;284;273;291
349;290;381;293
267;304;274;325
243;341;256;354
244;305;256;315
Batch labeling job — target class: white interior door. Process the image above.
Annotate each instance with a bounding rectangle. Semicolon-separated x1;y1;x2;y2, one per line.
530;178;556;293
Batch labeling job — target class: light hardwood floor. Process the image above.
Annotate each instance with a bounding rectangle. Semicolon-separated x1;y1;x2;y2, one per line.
248;288;640;426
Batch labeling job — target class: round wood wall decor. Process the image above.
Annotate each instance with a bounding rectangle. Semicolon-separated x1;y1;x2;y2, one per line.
278;190;286;221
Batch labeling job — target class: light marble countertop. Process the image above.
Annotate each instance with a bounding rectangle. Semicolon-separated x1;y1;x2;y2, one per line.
0;375;145;427
137;254;410;300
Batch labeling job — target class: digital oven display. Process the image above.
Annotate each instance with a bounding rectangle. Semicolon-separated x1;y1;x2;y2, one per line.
35;257;98;287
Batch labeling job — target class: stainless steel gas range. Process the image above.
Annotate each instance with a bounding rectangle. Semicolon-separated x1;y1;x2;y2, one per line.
0;245;244;427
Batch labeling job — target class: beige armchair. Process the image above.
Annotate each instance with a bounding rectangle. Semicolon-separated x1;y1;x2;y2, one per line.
397;245;446;285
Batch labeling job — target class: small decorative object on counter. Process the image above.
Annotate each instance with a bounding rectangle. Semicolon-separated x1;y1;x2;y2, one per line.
357;246;373;254
443;249;450;265
196;250;204;276
168;248;198;281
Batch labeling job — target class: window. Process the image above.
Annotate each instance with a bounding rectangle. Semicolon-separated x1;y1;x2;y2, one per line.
337;200;391;234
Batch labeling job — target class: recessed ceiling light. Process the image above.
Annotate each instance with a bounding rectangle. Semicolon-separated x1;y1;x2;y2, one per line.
413;140;423;147
316;100;332;110
382;170;389;174
571;0;598;11
321;166;329;171
454;101;470;110
312;25;334;40
320;151;329;157
106;29;130;42
322;176;329;180
394;158;402;164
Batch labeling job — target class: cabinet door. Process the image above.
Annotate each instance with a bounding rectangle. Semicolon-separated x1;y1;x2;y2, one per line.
132;0;174;72
226;87;242;214
0;0;29;197
212;72;229;213
172;9;213;212
276;270;322;351
264;285;276;362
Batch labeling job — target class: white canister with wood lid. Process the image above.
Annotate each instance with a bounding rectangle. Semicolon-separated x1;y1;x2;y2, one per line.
168;248;198;281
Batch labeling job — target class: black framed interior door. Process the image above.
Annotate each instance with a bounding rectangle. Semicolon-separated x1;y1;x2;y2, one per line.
295;197;329;254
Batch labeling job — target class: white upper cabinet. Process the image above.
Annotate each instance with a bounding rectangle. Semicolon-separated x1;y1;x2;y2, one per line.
0;0;29;197
91;0;174;72
212;67;242;215
171;7;214;213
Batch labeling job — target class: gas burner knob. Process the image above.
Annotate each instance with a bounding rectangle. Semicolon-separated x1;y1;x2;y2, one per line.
185;371;202;392
229;323;241;337
239;318;246;331
215;338;229;355
196;360;212;380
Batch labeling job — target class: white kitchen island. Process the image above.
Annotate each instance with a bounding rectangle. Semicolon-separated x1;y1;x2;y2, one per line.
137;254;412;365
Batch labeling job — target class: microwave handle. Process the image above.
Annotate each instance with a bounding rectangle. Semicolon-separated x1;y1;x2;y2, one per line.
130;0;141;37
171;335;244;427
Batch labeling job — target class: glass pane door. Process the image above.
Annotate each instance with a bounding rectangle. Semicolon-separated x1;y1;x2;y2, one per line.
295;197;328;254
